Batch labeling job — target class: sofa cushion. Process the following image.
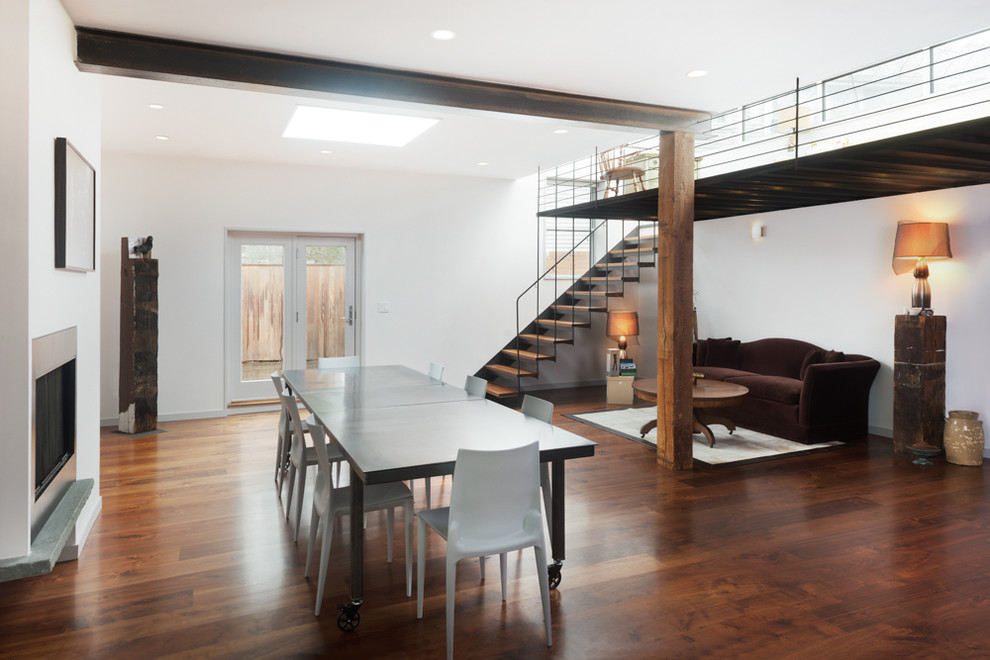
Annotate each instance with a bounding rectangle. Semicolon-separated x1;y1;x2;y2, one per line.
725;374;801;406
694;366;755;382
705;337;740;368
695;339;708;366
800;349;824;380
824;349;845;363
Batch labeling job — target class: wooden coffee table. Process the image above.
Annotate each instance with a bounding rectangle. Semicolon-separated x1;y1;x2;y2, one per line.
632;378;749;447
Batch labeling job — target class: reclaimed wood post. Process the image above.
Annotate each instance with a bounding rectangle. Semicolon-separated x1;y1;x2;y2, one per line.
656;131;695;470
119;237;158;434
893;315;946;455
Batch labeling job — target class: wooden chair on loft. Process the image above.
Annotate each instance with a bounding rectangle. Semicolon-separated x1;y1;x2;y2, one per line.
598;144;646;198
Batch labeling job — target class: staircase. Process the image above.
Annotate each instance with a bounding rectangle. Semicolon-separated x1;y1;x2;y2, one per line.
477;221;657;399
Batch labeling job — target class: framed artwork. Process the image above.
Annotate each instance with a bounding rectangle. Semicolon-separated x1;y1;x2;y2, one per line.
54;137;96;272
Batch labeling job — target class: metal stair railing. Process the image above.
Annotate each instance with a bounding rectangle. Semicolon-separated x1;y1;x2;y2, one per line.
507;218;656;395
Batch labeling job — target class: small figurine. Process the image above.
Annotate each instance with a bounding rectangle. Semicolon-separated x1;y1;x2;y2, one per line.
132;235;154;260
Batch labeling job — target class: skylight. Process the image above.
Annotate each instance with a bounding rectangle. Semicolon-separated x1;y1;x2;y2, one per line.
283;106;439;147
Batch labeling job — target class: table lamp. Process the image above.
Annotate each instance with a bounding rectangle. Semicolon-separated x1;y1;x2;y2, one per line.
892;221;952;315
606;310;639;359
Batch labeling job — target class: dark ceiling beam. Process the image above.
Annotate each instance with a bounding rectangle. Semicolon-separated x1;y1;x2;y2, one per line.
75;27;709;132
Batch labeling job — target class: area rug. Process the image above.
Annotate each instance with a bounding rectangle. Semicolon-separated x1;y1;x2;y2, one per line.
566;406;845;467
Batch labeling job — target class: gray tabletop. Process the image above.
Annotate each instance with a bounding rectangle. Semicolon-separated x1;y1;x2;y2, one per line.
282;366;596;485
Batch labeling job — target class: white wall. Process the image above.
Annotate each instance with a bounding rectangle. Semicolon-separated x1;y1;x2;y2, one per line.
694;184;990;437
100;154;539;419
0;0;102;561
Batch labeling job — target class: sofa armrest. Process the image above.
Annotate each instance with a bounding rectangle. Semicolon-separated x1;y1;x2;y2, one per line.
799;359;881;427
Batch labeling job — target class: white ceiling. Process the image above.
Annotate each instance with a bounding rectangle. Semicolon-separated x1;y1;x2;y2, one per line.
62;0;990;180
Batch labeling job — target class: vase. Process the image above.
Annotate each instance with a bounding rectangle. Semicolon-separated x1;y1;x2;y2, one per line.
943;410;985;466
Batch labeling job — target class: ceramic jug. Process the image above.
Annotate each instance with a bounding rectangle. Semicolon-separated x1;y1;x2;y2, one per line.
943;410;985;466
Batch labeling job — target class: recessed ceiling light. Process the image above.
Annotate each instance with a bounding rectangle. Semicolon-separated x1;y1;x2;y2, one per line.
686;70;709;78
284;106;439;147
320;150;333;154
155;135;169;141
553;129;569;135
431;29;455;41
148;103;164;110
477;162;489;166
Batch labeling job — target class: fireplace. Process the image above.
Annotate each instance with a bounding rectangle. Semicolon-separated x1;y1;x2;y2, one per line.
31;327;77;539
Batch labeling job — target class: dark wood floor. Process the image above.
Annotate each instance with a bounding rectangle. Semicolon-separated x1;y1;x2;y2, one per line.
2;387;988;659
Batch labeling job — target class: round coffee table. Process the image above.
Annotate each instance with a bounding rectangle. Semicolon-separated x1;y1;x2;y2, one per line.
632;378;749;447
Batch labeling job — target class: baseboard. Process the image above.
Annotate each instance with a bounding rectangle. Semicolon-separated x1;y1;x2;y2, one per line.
101;409;229;427
869;425;893;438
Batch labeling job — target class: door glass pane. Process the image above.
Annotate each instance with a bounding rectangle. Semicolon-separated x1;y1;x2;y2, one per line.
305;245;347;368
240;245;284;382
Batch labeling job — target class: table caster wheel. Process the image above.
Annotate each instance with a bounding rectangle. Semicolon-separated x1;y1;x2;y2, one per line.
337;603;361;631
548;562;562;590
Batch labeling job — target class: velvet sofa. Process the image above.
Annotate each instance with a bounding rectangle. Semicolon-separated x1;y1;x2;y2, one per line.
692;337;880;444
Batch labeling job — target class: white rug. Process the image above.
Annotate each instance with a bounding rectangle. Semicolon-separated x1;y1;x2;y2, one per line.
567;406;844;467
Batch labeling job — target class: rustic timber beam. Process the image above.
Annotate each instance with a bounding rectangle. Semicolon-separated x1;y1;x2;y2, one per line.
656;131;695;470
75;28;708;132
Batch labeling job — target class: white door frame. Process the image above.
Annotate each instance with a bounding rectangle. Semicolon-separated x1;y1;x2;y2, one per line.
224;230;360;404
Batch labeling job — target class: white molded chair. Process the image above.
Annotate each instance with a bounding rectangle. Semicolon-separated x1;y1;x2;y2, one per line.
317;355;360;369
419;362;446;508
271;372;297;492
417;442;552;660
301;413;413;616
476;394;556;580
279;388;344;542
522;395;556;541
464;375;487;397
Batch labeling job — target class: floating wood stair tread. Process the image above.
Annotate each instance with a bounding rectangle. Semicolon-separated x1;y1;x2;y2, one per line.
571;290;622;297
550;304;606;312
501;348;554;361
486;363;537;378
582;275;638;282
610;247;657;256
485;382;517;398
518;333;572;343
537;318;592;328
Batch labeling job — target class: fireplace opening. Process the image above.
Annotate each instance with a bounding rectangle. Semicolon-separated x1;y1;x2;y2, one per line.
32;326;78;538
35;358;76;500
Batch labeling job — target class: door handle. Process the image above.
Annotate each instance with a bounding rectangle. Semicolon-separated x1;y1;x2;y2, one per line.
340;305;354;326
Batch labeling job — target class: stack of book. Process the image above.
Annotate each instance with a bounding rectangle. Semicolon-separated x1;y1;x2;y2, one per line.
619;358;637;376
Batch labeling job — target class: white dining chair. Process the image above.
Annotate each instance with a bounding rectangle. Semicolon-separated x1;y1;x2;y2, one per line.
418;362;446;509
301;413;414;616
464;375;487;397
279;388;344;542
476;394;555;580
417;441;551;660
271;371;311;495
521;394;555;535
317;355;360;369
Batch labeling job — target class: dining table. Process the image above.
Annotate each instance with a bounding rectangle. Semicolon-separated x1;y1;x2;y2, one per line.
281;364;596;631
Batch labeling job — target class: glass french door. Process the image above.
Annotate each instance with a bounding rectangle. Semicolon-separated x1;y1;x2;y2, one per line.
226;232;357;403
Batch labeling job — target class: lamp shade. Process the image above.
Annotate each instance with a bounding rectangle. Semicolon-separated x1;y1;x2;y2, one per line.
606;310;639;339
892;221;952;275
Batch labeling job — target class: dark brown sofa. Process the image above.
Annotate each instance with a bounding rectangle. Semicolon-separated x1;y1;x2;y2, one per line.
693;337;880;444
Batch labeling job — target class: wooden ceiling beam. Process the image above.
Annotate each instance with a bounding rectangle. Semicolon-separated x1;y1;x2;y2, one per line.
74;27;708;132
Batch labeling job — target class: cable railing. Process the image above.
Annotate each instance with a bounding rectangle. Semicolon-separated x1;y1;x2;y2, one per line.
537;26;990;213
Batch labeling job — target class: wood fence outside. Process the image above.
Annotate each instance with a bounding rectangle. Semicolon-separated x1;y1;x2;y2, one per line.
240;264;345;362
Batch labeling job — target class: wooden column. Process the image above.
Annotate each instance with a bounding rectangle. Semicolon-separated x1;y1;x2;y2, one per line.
656;131;695;470
893;315;946;455
119;238;159;434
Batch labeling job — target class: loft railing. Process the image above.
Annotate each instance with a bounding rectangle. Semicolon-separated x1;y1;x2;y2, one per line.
537;26;990;212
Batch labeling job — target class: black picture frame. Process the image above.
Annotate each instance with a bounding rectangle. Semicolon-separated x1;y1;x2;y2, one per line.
54;137;96;272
